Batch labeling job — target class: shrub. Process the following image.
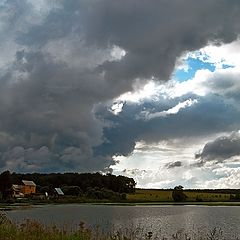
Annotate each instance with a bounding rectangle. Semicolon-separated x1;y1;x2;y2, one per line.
62;186;83;196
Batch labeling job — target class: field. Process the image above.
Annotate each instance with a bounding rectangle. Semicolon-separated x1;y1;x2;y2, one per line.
127;189;233;202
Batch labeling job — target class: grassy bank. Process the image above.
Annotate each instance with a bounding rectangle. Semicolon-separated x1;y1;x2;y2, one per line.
3;200;240;210
1;188;240;208
0;211;239;240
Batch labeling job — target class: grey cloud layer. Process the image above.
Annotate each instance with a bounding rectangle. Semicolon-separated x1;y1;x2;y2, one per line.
1;0;240;172
166;161;182;169
83;0;240;81
0;50;114;172
95;94;240;158
17;0;240;82
196;132;240;162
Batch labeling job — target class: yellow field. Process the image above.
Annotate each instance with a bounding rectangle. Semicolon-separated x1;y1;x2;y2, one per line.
127;189;173;202
184;191;231;202
127;189;232;202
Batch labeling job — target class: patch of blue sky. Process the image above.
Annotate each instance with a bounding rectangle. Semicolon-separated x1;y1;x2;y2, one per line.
222;64;234;69
174;57;216;82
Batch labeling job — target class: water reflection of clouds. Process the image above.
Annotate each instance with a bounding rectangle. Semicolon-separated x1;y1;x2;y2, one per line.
7;205;240;238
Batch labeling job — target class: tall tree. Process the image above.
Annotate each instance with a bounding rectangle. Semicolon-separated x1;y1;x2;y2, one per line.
172;185;187;202
0;171;12;199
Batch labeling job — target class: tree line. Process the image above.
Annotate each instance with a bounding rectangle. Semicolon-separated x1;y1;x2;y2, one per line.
0;171;136;200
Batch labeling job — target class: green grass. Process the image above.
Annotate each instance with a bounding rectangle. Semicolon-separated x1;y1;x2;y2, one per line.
0;189;238;208
127;189;173;202
127;189;233;203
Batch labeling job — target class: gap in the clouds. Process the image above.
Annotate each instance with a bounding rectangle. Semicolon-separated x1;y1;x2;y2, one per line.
222;64;234;69
174;57;215;82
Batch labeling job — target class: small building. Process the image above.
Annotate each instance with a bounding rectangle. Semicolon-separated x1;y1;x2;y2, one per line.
21;180;36;195
12;184;24;198
54;187;64;197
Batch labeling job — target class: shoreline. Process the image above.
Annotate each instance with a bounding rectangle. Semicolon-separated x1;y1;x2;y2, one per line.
2;200;240;211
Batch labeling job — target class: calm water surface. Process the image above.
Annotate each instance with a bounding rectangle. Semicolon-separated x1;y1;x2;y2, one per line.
6;204;240;238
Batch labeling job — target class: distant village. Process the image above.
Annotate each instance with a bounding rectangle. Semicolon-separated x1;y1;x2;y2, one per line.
1;171;240;204
0;171;136;202
12;180;64;199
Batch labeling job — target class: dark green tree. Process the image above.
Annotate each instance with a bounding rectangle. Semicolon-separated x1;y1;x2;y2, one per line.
0;171;12;199
172;185;187;202
62;186;82;196
8;172;136;194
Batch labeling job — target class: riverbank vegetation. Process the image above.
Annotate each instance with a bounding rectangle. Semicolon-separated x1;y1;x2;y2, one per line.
2;170;240;205
0;211;239;240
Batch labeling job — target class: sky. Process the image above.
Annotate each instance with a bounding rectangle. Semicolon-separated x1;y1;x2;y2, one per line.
1;0;240;189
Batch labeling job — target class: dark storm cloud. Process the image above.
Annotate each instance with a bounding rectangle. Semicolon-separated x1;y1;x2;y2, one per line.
200;69;240;103
1;0;240;172
83;0;240;81
195;132;240;162
17;0;240;82
166;161;182;169
0;50;114;172
95;94;240;157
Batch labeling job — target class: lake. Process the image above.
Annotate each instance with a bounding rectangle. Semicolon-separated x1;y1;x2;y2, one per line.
6;204;240;238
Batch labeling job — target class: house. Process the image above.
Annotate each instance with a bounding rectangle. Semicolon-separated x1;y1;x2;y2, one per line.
12;184;24;198
21;180;36;195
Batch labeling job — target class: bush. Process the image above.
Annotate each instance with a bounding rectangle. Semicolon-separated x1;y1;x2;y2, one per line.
0;217;237;240
196;196;203;202
85;187;125;200
172;186;187;202
0;211;11;225
62;186;83;196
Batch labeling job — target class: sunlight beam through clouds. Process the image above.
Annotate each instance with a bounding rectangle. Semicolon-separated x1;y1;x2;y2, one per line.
110;39;240;188
1;0;240;189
